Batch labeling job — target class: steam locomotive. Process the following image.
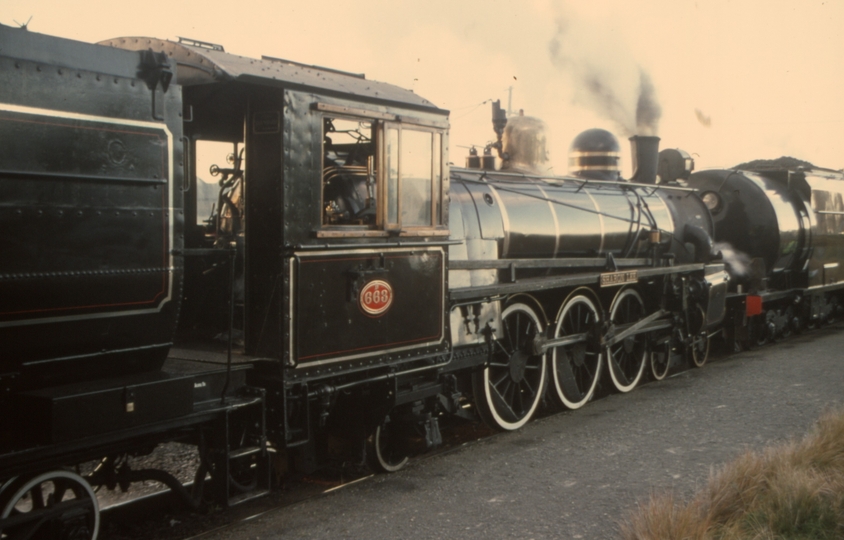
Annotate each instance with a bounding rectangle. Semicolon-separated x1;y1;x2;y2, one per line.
0;24;836;539
686;162;844;345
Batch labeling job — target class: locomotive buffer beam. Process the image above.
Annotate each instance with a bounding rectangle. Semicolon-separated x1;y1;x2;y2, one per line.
530;309;670;355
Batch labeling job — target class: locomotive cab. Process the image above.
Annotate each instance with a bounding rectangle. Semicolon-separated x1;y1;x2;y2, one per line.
95;38;450;464
100;37;452;378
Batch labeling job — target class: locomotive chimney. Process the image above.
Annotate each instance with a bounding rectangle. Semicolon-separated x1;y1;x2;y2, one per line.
629;135;660;184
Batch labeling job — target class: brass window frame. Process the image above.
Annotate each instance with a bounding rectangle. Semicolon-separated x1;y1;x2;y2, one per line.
317;105;446;238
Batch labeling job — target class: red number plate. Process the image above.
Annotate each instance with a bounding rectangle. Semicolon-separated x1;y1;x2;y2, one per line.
359;280;393;316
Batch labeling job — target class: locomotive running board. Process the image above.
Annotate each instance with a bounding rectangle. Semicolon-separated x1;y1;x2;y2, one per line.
451;264;704;301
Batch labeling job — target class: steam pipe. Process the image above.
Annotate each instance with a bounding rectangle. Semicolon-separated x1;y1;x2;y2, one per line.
683;223;716;263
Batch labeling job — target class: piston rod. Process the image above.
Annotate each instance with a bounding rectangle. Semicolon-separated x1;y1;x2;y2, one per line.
530;309;671;355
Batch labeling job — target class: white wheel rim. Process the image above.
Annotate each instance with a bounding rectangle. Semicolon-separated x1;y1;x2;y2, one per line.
607;289;648;392
482;303;547;430
650;348;670;380
691;306;710;367
552;294;602;409
374;424;409;472
1;470;100;540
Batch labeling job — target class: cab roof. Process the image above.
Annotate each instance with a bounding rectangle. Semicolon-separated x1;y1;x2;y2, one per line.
99;36;448;116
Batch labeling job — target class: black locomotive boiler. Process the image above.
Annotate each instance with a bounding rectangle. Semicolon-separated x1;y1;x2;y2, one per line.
0;25;731;539
686;161;844;345
449;131;730;419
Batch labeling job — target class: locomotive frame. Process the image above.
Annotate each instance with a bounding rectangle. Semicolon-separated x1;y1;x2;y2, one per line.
5;24;838;540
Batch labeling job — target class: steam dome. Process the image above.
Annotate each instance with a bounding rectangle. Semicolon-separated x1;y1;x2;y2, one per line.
568;128;621;180
500;116;549;175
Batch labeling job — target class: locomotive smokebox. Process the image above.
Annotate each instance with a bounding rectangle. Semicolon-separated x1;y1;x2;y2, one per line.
629;135;660;184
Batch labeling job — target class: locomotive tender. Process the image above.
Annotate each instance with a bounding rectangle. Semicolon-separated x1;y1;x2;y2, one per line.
0;25;736;538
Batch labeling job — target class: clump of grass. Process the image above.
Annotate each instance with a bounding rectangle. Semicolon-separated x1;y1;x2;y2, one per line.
620;407;844;539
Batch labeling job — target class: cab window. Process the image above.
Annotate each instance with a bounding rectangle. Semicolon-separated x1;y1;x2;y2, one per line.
385;126;442;229
321;114;443;233
321;117;377;226
194;140;245;243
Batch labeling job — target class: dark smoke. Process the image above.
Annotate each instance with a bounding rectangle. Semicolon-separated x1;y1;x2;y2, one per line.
635;71;661;136
580;71;632;135
549;16;661;136
695;108;712;127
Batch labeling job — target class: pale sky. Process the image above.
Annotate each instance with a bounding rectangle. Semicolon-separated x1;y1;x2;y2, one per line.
5;0;843;176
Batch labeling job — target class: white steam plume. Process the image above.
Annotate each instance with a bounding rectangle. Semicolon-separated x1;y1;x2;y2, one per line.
714;242;752;278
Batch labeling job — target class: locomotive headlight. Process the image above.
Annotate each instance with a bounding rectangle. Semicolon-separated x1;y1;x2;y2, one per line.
701;191;722;214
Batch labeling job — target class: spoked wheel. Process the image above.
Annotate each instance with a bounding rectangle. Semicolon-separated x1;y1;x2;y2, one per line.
550;292;602;409
366;418;410;473
473;302;547;431
688;305;711;368
650;339;671;381
606;288;648;392
752;315;769;347
0;478;17;504
0;470;100;540
781;307;795;339
823;297;837;325
787;306;803;336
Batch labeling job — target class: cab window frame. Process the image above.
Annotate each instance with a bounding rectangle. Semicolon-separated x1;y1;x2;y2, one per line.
319;114;380;232
317;106;445;238
381;123;444;233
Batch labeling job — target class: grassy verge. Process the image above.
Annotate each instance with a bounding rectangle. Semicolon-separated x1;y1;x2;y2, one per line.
620;407;844;539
